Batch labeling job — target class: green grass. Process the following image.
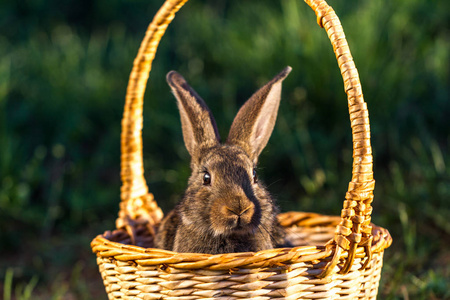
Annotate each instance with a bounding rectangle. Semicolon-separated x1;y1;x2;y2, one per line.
1;0;449;299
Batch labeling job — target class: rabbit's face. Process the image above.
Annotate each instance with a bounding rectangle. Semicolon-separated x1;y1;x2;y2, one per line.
179;144;274;237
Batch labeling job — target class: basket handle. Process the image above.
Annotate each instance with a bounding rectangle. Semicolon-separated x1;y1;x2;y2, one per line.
303;0;375;277
118;0;375;276
117;0;188;239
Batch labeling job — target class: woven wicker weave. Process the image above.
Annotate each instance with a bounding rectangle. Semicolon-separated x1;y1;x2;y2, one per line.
91;0;392;299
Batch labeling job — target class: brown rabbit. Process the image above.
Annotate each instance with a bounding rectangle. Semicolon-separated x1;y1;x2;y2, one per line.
154;67;292;254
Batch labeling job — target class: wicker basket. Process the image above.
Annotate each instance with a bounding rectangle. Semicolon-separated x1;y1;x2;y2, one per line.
91;0;392;299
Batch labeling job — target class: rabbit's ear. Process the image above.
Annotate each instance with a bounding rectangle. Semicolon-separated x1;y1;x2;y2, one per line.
167;71;220;157
227;66;291;162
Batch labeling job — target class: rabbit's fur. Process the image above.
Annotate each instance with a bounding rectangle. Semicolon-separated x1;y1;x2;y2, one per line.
155;67;292;254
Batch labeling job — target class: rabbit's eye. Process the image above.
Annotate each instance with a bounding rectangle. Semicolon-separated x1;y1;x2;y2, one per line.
203;172;211;185
253;169;258;183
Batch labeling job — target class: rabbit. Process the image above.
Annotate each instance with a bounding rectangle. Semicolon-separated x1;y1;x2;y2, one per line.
154;66;292;254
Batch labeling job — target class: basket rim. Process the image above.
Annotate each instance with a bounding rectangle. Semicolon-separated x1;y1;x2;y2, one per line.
91;211;391;271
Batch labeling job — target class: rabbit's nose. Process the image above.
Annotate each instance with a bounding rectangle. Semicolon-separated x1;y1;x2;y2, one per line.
222;200;255;226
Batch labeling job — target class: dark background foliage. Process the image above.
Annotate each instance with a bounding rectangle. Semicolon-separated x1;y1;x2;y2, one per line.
0;0;449;298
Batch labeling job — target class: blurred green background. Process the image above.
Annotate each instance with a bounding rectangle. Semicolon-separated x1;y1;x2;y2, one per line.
0;0;449;299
